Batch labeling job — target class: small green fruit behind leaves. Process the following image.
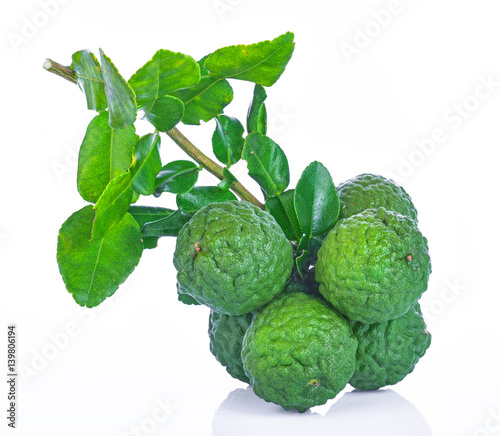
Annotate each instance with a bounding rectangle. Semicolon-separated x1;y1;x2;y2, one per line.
71;50;108;113
99;49;137;129
212;115;245;167
247;84;267;134
242;132;289;197
205;32;295;86
294;161;340;238
153;160;200;197
57;205;143;307
176;186;238;214
77;112;138;203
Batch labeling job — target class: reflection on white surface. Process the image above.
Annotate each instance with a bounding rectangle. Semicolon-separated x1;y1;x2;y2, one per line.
212;386;432;436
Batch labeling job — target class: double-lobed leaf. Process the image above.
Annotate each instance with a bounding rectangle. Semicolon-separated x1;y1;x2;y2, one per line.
205;32;295;86
77;112;138;203
153;160;200;197
294;161;340;239
167;33;294;125
212;115;245;166
71;50;108;113
128;49;200;115
247;84;267;134
130;133;162;196
176;186;237;214
92;133;162;240
242;132;289;197
99;49;137;129
171;55;233;125
57;205;143;307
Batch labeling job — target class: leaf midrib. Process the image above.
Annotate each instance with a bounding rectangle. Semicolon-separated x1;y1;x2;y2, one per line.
221;42;288;81
84;238;104;305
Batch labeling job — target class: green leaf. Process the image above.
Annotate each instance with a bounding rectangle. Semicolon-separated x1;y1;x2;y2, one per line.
176;186;237;214
141;208;192;237
294;235;323;280
91;133;162;240
77;112;138;203
71;50;108;112
128;49;200;115
128;205;175;249
247;84;267;134
130;133;162;196
205;32;295;86
212;115;245;166
99;49;137;129
265;190;302;241
218;167;238;191
92;172;135;240
153;160;200;196
143;95;184;132
294;161;340;238
171;74;233;125
242;132;289;197
57;205;143;307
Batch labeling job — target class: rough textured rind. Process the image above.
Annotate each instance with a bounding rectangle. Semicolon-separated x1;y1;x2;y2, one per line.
316;207;431;324
337;173;418;222
242;292;358;412
173;201;293;315
209;311;254;383
349;304;431;390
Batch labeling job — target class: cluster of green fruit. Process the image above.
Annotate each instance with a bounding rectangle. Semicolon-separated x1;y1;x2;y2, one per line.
174;174;432;412
44;33;433;414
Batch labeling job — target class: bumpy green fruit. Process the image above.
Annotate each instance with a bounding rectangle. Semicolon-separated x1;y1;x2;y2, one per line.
316;207;431;324
173;201;293;315
209;310;254;383
349;304;431;390
242;292;358;412
337;173;418;222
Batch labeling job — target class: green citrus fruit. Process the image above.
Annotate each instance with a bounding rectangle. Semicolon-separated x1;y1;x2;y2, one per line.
337;173;418;222
242;292;358;412
209;310;254;383
349;303;431;390
173;201;293;315
316;207;431;324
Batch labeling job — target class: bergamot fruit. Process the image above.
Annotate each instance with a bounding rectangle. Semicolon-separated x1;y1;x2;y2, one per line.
337;173;418;222
349;303;431;390
241;292;358;412
316;207;431;324
209;310;254;383
173;201;293;315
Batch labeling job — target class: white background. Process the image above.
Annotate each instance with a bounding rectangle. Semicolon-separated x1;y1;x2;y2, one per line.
1;0;500;435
